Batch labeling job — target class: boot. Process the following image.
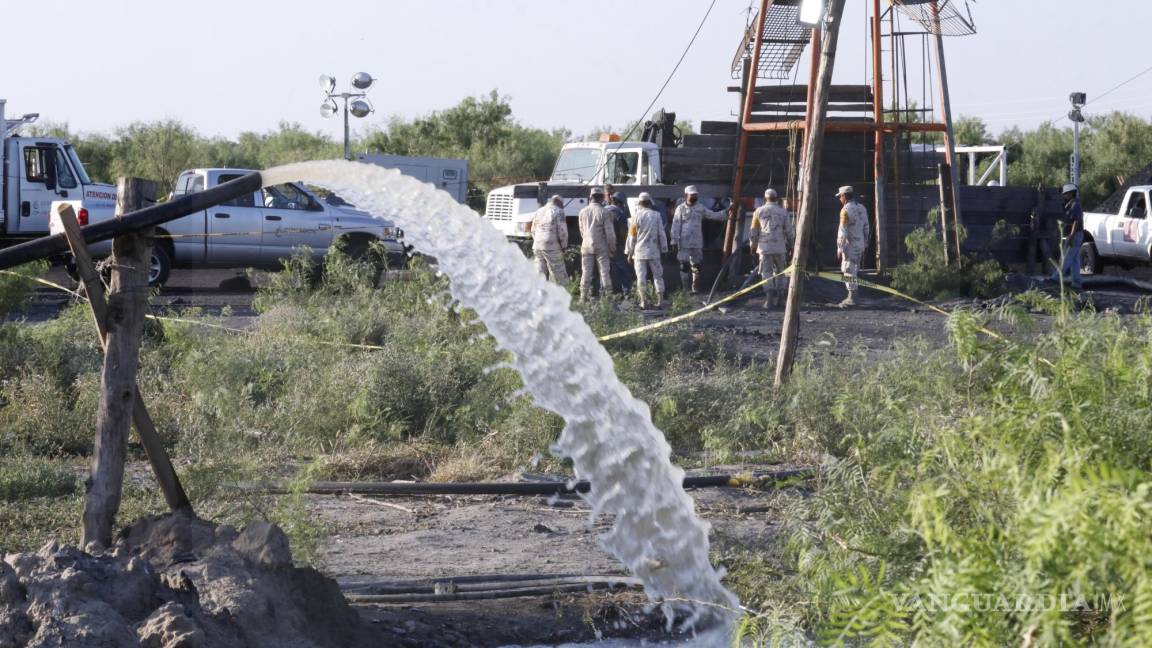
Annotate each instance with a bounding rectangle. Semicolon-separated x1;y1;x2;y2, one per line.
691;272;702;295
680;272;692;294
838;291;857;308
764;290;776;309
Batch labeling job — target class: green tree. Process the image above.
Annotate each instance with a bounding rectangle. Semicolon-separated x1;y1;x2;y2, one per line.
108;120;209;192
363;90;566;207
953;115;992;146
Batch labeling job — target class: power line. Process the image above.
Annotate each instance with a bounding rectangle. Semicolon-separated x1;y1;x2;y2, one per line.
563;0;717;206
1048;62;1152;124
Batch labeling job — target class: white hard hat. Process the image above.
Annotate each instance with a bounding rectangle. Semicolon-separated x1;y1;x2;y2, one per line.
550;194;563;203
1062;183;1078;194
638;192;652;202
835;185;854;197
684;185;699;195
764;188;779;200
589;186;605;196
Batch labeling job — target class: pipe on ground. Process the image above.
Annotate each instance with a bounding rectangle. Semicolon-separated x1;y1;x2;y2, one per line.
256;468;814;496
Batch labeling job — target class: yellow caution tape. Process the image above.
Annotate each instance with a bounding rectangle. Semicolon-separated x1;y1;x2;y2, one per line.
813;271;1005;340
597;266;794;342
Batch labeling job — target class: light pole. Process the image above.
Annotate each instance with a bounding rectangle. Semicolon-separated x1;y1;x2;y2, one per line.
1069;91;1086;188
320;72;375;161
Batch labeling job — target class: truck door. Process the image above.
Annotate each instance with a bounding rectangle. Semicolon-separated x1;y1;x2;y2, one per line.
205;172;264;265
15;143;76;234
1113;190;1151;258
260;182;333;265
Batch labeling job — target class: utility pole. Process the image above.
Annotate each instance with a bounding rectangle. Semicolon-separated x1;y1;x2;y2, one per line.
775;0;848;388
1069;92;1086;187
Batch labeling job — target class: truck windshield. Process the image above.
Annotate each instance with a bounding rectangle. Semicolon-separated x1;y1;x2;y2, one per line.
550;148;602;183
64;146;93;185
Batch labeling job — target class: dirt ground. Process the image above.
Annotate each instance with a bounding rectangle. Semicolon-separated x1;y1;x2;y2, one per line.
312;470;797;647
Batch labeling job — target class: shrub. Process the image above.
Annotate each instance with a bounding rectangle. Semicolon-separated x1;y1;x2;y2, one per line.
891;218;1006;300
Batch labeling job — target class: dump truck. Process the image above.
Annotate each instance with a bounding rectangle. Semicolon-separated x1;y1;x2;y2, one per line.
1;99;118;245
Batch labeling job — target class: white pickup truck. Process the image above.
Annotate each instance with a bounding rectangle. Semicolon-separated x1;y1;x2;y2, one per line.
53;168;405;286
1081;186;1152;274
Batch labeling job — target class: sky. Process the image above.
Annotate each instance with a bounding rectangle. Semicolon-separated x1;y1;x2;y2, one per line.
3;0;1150;142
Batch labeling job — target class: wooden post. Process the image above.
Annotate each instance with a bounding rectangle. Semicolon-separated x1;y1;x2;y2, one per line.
1027;185;1043;275
81;178;182;548
775;0;847;388
871;0;887;272
930;0;963;261
58;204;193;521
938;163;952;265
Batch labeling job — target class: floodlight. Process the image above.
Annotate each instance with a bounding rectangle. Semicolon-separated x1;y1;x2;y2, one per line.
320;100;338;119
798;0;824;27
319;74;336;94
351;72;375;90
1069;92;1086;108
349;99;372;118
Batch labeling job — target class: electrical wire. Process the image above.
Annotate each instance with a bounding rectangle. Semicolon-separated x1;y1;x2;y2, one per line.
565;0;718;206
1047;62;1152;124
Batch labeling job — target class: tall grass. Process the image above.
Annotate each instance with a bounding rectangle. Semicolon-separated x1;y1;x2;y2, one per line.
733;301;1152;646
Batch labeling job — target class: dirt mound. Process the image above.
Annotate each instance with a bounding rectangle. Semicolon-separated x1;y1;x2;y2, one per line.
0;514;383;648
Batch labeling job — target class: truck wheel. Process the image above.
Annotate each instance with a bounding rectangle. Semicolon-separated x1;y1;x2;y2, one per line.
148;246;172;287
1079;240;1101;276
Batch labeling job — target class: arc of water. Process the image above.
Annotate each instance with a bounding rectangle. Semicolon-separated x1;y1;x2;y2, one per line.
262;161;739;634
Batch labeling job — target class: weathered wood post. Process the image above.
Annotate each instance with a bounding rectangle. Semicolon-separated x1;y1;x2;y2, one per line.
58;203;193;524
774;0;847;388
82;178;161;548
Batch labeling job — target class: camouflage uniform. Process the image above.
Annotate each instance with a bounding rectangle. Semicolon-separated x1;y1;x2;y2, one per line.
836;200;870;301
577;202;616;301
625;206;669;308
531;203;568;284
749;202;795;307
671;201;727;293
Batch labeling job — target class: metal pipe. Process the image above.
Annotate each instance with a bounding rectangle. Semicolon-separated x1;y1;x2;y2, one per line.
260;468;814;496
871;0;887;272
743;120;947;134
0;172;264;270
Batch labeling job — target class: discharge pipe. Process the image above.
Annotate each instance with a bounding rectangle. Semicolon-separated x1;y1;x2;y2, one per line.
259;468;814;496
0;172;264;270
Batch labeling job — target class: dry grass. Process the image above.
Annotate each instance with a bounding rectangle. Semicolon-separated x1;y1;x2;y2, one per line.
318;442;438;481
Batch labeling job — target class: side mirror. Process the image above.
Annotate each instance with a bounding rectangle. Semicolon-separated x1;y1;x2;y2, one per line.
43;150;57;191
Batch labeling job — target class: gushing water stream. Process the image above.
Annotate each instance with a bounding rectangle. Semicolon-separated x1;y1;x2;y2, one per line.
263;161;739;640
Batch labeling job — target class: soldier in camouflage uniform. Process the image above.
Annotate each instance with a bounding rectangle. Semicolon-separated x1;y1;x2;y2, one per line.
670;185;729;294
835;186;870;307
531;195;568;284
748;188;795;309
577;187;616;301
625;192;669;309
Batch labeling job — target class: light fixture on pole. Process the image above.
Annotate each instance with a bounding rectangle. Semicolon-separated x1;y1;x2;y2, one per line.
1068;91;1086;188
798;0;825;26
319;73;376;161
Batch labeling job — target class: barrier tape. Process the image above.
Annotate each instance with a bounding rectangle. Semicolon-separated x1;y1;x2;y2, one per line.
596;267;793;342
6;264;1008;351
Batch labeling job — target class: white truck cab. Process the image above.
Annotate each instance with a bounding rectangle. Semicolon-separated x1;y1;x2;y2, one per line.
1082;186;1152;273
2;99;117;241
484;140;662;238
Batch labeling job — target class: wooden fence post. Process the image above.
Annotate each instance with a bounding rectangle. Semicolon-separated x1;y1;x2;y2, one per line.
81;178;169;548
